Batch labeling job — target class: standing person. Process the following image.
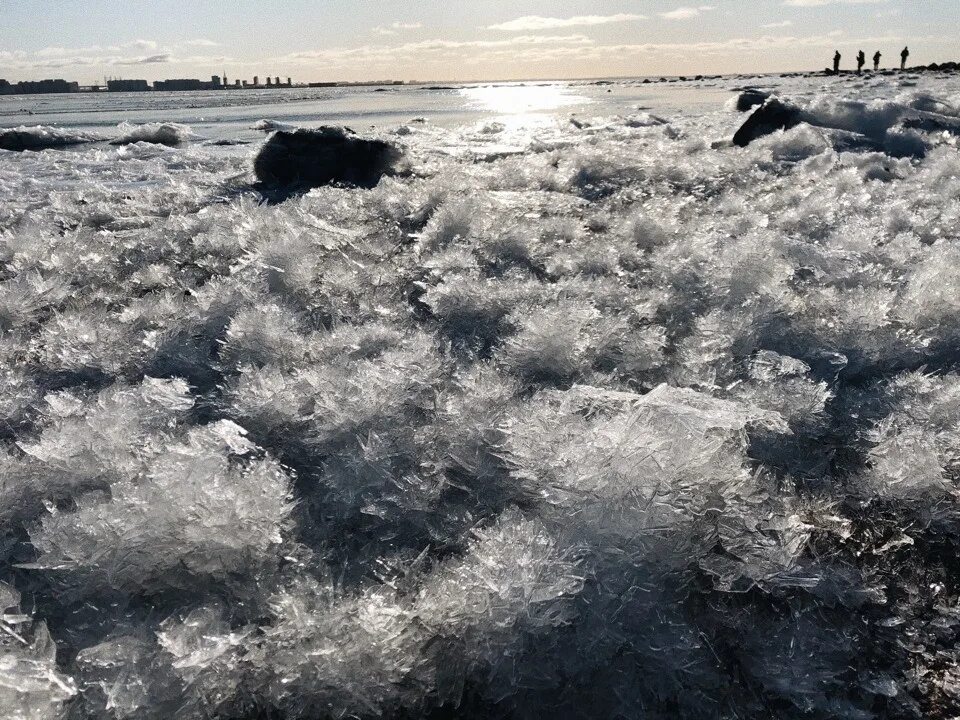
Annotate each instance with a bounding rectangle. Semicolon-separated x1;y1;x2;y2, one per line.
833;50;842;74
901;46;910;70
873;50;882;71
857;50;866;74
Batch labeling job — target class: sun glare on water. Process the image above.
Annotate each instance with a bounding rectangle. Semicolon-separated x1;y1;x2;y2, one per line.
459;83;592;128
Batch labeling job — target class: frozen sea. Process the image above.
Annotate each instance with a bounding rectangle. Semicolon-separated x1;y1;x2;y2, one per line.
0;79;729;139
3;70;960;719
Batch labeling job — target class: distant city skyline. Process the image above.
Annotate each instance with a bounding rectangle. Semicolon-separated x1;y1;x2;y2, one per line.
0;0;956;83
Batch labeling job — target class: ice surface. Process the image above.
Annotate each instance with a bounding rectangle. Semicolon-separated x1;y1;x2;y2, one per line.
110;122;198;147
0;125;102;152
0;72;959;718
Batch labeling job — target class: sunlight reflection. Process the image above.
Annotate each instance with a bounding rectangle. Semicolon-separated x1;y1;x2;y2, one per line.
459;83;592;127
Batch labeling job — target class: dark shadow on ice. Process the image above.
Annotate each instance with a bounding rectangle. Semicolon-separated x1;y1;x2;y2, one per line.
251;126;404;203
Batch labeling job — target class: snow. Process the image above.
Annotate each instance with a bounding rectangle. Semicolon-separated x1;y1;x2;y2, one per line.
1;71;960;718
0;125;102;151
110;122;198;146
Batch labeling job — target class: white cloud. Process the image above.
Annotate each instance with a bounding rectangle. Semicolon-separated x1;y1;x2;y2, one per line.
34;40;162;59
183;39;220;47
487;14;645;32
373;21;423;36
659;6;717;20
762;20;794;28
783;0;888;6
286;34;594;62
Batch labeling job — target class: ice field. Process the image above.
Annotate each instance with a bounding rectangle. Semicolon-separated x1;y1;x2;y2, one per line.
1;71;960;718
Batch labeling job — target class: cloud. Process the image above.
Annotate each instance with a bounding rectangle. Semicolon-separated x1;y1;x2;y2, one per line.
659;6;717;20
125;39;159;51
116;53;172;65
487;14;645;32
373;21;423;36
762;20;794;28
783;0;888;6
285;34;594;63
272;28;949;73
0;47;230;71
183;38;220;47
34;40;161;58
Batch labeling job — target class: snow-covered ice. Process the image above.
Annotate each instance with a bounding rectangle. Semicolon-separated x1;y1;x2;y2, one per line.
1;71;960;718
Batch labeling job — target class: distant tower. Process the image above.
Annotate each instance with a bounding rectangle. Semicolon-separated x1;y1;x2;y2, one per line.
287;77;292;86
266;77;272;86
212;75;221;87
253;75;259;86
223;70;227;86
275;76;280;86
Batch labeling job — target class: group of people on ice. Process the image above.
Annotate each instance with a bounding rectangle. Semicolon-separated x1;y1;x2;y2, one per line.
832;47;909;74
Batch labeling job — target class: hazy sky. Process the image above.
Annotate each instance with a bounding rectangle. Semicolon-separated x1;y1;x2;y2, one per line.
0;0;955;83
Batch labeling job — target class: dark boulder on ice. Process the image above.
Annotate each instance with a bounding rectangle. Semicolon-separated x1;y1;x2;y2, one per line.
0;126;99;152
735;89;770;112
733;98;803;147
904;114;960;135
253;126;403;190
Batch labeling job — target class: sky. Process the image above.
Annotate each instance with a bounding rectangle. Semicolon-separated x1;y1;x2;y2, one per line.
0;0;956;84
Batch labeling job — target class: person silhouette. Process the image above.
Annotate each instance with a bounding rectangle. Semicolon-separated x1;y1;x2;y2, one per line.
901;46;909;70
833;50;842;74
857;50;865;74
873;51;882;71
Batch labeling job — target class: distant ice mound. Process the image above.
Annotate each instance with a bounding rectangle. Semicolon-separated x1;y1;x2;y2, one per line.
253;126;403;190
0;125;102;151
110;122;197;147
733;94;957;157
252;119;296;132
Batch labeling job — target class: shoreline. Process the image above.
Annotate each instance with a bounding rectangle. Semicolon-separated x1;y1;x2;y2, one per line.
1;61;958;98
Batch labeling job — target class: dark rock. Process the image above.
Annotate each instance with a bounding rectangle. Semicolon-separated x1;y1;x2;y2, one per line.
735;89;770;112
733;99;803;147
0;128;95;152
904;115;960;135
253;126;402;190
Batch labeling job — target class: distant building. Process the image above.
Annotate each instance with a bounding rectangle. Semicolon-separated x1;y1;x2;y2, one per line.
275;76;281;86
287;77;292;86
153;78;219;91
211;75;221;87
235;79;241;87
253;75;259;86
266;77;272;86
0;79;12;95
107;79;150;92
15;79;79;94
